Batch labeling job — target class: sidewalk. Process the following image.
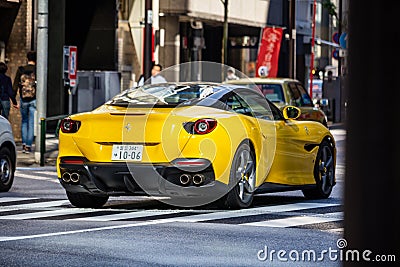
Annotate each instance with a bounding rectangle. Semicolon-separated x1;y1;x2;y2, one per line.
16;134;59;167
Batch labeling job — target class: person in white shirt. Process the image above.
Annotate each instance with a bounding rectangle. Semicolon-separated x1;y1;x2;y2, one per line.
150;64;167;84
225;67;239;81
137;63;167;86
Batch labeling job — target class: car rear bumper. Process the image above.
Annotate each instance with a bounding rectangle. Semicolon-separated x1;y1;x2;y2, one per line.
58;158;230;199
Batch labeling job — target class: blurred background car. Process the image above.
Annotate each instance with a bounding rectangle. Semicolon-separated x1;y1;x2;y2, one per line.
0;116;17;192
226;77;328;127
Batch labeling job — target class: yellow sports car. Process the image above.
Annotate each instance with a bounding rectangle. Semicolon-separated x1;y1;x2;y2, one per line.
57;82;336;209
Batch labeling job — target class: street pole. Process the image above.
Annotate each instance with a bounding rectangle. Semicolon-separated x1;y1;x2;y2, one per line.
35;0;48;163
338;0;342;77
308;0;317;98
143;0;153;80
221;0;228;66
288;0;296;78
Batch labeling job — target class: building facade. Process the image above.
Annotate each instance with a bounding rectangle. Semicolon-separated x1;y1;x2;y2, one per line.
1;0;348;142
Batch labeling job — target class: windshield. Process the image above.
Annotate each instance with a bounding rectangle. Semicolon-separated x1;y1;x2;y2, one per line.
235;83;285;103
106;83;220;107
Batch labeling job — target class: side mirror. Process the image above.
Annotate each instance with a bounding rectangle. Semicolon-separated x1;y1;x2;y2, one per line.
282;106;301;120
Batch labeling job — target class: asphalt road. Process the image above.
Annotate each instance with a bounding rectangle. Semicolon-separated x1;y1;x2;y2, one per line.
0;128;346;267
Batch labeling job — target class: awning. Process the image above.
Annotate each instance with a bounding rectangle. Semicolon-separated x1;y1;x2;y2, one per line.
0;0;22;44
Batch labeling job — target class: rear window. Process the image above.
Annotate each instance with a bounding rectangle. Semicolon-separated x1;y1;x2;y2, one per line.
106;84;220;107
229;83;285;103
256;84;285;103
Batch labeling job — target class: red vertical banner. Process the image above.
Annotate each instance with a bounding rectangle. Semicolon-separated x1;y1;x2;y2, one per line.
256;27;283;77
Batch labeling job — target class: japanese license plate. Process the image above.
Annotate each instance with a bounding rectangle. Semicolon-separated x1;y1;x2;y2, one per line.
111;145;143;161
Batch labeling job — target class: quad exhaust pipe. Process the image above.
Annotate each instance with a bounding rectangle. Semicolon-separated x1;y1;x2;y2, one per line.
179;174;191;186
62;171;80;183
192;174;205;185
179;173;205;186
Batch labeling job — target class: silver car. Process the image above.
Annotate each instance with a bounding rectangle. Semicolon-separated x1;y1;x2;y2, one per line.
0;116;16;192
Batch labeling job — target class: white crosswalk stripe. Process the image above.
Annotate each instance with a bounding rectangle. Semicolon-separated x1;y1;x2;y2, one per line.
240;212;343;228
14;171;60;183
0;197;38;203
67;210;184;221
0;208;99;220
0;200;69;213
0;196;343;231
169;202;340;223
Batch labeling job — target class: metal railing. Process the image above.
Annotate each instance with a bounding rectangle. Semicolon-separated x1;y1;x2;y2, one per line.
39;114;68;166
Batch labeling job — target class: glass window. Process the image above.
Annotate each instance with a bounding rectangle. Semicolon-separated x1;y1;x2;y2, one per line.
296;83;313;106
287;82;313;107
225;94;253;116
106;84;220;107
233;89;283;121
257;84;285;103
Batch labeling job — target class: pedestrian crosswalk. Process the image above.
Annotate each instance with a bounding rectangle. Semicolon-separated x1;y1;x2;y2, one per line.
7;166;345;233
0;196;343;233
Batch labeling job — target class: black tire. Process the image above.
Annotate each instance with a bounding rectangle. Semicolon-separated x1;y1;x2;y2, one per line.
302;139;335;199
219;141;256;209
0;147;15;192
66;191;109;208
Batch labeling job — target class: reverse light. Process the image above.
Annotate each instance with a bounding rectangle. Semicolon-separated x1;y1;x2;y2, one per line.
60;118;81;133
193;119;217;134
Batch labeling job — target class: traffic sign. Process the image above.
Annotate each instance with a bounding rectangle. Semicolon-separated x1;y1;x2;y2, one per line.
332;32;339;44
339;32;347;49
68;46;77;87
332;49;339;60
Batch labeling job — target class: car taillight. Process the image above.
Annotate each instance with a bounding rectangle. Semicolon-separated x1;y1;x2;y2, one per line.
60;118;81;133
193;119;217;134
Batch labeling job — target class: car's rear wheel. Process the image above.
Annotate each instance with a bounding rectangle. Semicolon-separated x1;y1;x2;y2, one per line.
219;142;256;209
66;191;109;208
0;147;15;192
302;139;335;199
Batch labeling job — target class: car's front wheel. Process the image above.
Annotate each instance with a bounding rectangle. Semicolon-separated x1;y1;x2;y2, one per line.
302;139;335;199
219;142;256;209
66;191;109;208
0;147;15;192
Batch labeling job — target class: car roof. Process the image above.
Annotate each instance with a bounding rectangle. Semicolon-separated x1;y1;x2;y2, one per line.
225;77;300;84
136;81;252;92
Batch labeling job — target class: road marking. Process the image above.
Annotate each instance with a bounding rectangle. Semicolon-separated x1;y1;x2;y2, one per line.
14;172;59;183
240;212;343;228
16;166;57;171
0;200;69;213
67;210;184;221
169;202;341;222
0;197;38;203
0;208;99;220
0;218;177;242
31;171;57;176
325;227;344;234
0;200;343;242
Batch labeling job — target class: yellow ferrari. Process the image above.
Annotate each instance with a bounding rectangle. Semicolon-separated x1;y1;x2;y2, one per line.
57;82;336;209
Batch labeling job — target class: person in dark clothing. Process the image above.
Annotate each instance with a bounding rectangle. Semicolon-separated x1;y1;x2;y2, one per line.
13;51;36;153
0;62;19;120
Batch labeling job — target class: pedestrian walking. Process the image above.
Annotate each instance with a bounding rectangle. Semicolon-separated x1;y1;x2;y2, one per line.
13;51;37;154
0;62;19;120
225;67;239;81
